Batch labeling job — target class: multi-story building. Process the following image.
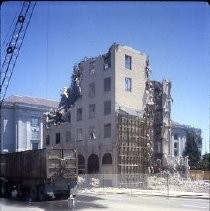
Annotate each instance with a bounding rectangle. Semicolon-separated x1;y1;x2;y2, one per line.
1;95;58;153
43;43;171;185
44;44;152;181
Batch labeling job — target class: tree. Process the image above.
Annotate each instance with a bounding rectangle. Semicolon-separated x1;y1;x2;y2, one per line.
200;153;210;170
183;127;202;170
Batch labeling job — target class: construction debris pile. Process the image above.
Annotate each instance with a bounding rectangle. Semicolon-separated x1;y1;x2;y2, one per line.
77;173;209;194
147;172;210;193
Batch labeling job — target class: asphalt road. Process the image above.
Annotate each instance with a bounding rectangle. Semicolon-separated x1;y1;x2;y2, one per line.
0;193;209;211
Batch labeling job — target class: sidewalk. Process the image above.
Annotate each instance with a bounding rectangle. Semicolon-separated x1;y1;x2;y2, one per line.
78;187;210;200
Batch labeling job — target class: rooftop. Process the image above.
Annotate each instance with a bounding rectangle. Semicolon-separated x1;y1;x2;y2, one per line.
4;95;59;108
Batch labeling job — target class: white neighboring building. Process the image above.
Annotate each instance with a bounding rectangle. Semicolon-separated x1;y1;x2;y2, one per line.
171;121;187;157
1;95;58;153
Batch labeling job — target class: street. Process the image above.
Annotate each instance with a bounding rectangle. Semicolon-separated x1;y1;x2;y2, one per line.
0;193;209;211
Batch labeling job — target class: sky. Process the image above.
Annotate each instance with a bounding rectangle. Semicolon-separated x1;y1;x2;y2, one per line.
1;1;209;154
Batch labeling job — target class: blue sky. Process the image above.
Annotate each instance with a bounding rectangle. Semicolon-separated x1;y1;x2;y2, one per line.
1;1;209;153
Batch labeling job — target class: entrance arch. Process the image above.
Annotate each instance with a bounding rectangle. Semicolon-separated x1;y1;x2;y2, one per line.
102;153;113;186
87;154;99;174
102;153;112;164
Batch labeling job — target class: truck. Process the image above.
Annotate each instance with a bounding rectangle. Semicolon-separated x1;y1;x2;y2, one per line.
0;148;78;201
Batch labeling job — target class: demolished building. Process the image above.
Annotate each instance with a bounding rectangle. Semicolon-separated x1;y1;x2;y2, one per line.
43;43;175;186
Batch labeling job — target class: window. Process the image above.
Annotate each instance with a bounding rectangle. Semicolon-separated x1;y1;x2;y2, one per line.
104;100;111;115
89;126;96;140
174;150;178;156
31;118;39;127
77;128;83;141
174;134;178;140
31;129;39;140
77;108;82;121
125;77;132;92
174;142;178;149
66;131;71;142
104;123;111;138
46;135;50;145
104;54;111;70
104;77;111;92
89;60;95;75
55;133;61;144
32;143;39;150
89;82;95;97
125;55;132;70
89;104;96;118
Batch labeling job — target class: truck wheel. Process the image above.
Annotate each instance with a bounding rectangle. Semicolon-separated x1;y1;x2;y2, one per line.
30;186;38;201
38;186;46;201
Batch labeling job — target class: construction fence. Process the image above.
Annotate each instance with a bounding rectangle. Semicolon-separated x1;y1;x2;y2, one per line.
77;173;210;195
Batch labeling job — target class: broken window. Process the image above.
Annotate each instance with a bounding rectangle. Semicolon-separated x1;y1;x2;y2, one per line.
89;82;95;97
89;60;95;75
104;100;111;115
125;77;132;92
89;126;96;140
89;104;96;118
104;54;111;70
125;55;132;70
174;142;178;149
104;77;111;92
46;135;50;145
55;133;61;144
77;128;83;141
174;134;178;140
104;123;111;138
77;108;82;121
66;131;71;142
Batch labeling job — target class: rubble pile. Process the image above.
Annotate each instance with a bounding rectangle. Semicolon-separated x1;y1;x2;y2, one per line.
147;173;210;193
78;174;209;194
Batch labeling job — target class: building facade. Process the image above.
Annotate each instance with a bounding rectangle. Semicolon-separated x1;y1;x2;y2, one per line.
1;95;58;153
171;121;187;157
43;43;171;185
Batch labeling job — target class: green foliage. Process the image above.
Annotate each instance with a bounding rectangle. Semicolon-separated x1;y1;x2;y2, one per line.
183;127;202;170
200;153;210;170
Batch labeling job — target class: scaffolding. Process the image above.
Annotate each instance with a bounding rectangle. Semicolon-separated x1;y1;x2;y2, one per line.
116;112;152;187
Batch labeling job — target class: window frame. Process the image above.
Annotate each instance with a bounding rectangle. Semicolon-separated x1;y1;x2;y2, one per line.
104;77;111;92
31;117;39;127
89;82;95;97
77;108;83;121
89;104;96;119
125;77;132;92
125;54;132;70
77;128;83;141
104;100;111;115
104;123;111;138
55;133;61;144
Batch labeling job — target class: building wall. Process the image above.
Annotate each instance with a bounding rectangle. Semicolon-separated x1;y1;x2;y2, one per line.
2;107;15;152
114;45;147;111
171;125;187;157
2;101;57;153
44;44;148;178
